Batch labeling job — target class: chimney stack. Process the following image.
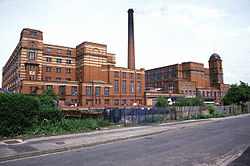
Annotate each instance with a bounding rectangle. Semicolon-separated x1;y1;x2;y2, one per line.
128;9;135;69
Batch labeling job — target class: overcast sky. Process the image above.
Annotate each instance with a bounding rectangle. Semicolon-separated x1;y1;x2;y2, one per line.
0;0;250;87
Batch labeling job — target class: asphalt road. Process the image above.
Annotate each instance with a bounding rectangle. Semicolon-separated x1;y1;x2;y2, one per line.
1;116;250;166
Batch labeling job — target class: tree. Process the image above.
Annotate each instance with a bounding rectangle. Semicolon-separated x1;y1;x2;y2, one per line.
222;81;250;105
174;96;205;106
0;93;40;136
155;97;169;107
38;89;58;107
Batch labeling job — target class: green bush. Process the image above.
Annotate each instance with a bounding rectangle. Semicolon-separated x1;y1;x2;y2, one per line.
0;93;40;137
38;107;62;123
38;89;58;107
155;97;169;107
208;104;215;114
174;96;205;106
24;118;112;136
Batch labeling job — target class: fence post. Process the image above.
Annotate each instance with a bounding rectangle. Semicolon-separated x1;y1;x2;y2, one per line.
170;106;172;120
153;106;155;123
124;106;126;126
132;108;134;125
138;106;141;124
144;108;147;123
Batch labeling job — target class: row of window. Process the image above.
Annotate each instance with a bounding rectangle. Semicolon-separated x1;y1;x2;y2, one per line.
114;80;141;93
86;99;142;106
46;67;71;73
114;72;141;79
147;67;177;75
45;77;72;81
181;84;195;89
28;52;72;65
46;48;72;55
46;57;72;64
147;73;177;81
30;85;77;96
85;86;110;96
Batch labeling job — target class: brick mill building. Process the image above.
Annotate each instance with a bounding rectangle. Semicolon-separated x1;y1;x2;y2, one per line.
145;55;230;104
2;9;230;107
2;28;145;107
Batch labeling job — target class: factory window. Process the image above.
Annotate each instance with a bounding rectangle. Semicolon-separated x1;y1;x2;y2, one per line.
130;81;134;93
105;99;110;104
46;85;53;90
66;50;71;55
122;72;127;78
47;48;52;52
95;99;101;105
115;80;119;93
114;71;119;78
181;84;183;89
56;77;61;81
45;77;51;81
46;67;51;72
130;99;134;105
30;42;35;47
104;87;110;96
115;99;119;106
59;86;66;95
28;52;36;60
46;57;52;62
56;68;62;73
130;73;134;79
122;80;127;93
57;49;62;54
30;86;38;94
86;86;91;96
206;91;209;97
66;78;71;82
56;59;62;63
137;81;141;93
95;87;101;96
66;60;71;64
29;31;37;35
86;99;92;105
122;99;127;105
30;65;36;71
137;73;141;79
66;69;71;73
163;68;168;73
189;85;191;89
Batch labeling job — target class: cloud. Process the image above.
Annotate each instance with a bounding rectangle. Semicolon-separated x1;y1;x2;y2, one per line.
167;15;194;27
176;4;228;19
246;26;250;33
195;24;220;41
195;24;241;42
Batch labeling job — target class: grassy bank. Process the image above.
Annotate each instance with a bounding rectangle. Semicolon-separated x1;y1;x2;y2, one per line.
0;118;113;139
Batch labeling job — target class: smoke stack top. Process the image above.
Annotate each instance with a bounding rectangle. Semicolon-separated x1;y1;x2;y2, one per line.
128;8;135;69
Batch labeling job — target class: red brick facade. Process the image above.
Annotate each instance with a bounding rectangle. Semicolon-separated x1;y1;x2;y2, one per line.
2;28;145;107
145;56;230;104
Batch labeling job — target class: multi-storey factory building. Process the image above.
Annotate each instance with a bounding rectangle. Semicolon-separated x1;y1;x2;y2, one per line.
2;28;145;107
145;54;230;104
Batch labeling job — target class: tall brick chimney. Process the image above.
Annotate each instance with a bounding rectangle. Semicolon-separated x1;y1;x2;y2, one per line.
128;9;135;69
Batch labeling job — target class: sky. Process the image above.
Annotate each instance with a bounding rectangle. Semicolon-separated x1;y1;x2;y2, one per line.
0;0;250;87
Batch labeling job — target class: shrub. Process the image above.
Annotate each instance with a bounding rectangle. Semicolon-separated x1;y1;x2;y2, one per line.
0;93;40;137
208;104;215;114
174;96;205;106
155;97;169;107
38;107;62;123
24;118;112;136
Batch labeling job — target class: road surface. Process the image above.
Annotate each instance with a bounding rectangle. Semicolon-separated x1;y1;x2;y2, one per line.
1;116;250;166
